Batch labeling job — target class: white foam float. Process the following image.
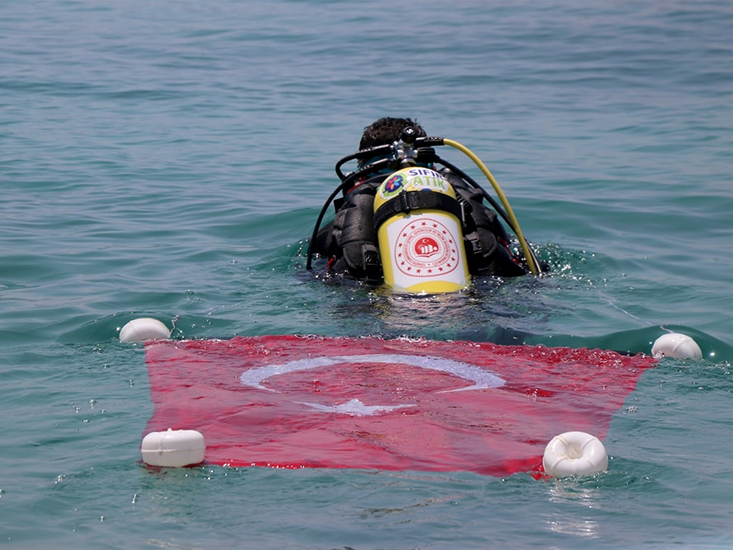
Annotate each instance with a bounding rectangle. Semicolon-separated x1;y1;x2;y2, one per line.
543;431;608;477
141;428;205;468
119;318;171;343
651;333;702;360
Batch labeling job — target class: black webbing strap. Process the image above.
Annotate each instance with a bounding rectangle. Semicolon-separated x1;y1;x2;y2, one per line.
373;190;464;231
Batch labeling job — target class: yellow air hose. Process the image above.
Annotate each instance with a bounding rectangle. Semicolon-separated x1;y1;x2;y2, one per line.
442;138;540;275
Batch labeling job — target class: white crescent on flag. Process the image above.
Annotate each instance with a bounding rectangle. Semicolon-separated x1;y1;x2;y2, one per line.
239;353;506;392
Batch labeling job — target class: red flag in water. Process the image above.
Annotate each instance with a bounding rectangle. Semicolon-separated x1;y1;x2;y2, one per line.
143;335;656;476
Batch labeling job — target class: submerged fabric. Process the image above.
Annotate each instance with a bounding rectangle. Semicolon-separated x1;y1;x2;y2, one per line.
144;336;656;476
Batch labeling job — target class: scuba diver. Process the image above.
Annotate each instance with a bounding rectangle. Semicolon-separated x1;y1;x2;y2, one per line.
306;117;542;294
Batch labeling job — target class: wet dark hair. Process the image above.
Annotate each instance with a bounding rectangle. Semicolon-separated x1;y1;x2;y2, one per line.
358;117;427;150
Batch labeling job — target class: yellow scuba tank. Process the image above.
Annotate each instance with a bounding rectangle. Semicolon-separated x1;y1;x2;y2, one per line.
373;167;470;294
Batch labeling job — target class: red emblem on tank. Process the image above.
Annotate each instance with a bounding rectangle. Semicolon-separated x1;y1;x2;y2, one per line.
394;216;458;277
414;237;440;258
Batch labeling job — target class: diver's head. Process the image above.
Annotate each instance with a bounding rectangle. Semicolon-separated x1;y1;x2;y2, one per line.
359;117;427;150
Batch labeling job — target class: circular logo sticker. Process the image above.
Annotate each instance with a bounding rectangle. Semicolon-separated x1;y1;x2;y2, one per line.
380;173;404;199
394;217;459;277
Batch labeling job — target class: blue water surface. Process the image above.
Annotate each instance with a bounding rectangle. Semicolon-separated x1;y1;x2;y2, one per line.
2;1;733;548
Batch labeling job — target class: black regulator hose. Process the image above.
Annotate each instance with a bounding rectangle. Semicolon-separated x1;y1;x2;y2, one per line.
335;144;392;180
334;136;446;181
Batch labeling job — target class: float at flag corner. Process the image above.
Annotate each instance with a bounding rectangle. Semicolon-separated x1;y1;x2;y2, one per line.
142;334;656;476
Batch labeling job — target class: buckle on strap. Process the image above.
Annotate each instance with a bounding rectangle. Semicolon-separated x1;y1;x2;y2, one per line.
373;190;464;231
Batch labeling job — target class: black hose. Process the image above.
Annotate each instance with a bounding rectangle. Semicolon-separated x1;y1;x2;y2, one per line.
334;137;445;180
334;144;392;181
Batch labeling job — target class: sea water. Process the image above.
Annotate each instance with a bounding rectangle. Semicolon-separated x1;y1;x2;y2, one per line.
2;0;733;548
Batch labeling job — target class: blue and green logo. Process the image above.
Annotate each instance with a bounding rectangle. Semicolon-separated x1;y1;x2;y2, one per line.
381;174;404;198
